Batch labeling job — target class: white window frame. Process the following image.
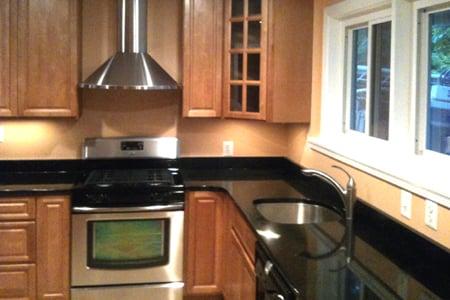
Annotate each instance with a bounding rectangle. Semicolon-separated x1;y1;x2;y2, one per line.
309;0;450;208
344;17;391;137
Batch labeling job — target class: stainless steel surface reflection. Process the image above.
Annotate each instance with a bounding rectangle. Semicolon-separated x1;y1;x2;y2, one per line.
71;282;184;300
71;210;184;286
255;200;342;225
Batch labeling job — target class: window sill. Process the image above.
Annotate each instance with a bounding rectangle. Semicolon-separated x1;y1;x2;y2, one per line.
307;136;450;209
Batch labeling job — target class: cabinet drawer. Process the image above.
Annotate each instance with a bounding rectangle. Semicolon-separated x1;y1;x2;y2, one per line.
0;222;36;263
0;264;36;300
230;201;257;263
0;198;35;221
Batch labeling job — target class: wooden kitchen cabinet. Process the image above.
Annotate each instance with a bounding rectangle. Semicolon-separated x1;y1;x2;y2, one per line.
184;0;313;122
223;0;313;122
0;0;80;118
185;192;225;297
185;192;257;300
36;196;70;300
0;264;36;300
0;196;70;300
183;0;224;118
222;196;257;300
0;1;18;117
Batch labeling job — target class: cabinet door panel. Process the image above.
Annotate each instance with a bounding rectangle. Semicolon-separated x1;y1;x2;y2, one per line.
17;0;79;117
36;196;70;300
183;0;223;117
0;222;36;263
185;192;224;295
0;197;35;221
224;0;267;120
0;264;36;300
0;0;17;116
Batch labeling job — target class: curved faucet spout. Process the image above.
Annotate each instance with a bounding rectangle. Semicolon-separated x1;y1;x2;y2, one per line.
301;166;356;222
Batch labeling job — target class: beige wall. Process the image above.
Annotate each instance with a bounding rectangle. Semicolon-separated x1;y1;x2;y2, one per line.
287;0;450;251
0;0;448;250
0;0;288;159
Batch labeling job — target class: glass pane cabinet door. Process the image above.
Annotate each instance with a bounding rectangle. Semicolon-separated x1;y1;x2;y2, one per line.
226;0;266;118
87;219;169;269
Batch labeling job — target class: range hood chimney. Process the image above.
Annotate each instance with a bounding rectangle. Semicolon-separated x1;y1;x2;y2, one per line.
80;0;179;90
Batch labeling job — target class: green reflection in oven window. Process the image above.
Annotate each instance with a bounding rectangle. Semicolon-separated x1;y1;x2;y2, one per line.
93;220;164;261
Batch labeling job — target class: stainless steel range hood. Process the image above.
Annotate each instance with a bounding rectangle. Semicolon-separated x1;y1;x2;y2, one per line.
80;0;179;90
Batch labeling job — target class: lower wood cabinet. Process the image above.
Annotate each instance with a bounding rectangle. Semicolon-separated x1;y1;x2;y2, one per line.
222;197;257;300
185;192;224;296
36;197;70;300
0;264;36;300
0;196;70;300
185;192;257;300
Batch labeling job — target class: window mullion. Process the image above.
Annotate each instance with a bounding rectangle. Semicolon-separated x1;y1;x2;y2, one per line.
416;8;431;155
344;30;353;133
365;24;374;136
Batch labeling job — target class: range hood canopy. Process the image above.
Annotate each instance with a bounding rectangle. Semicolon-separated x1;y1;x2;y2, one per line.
80;0;179;90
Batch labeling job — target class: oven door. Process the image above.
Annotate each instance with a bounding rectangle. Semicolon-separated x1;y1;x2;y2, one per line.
71;207;184;287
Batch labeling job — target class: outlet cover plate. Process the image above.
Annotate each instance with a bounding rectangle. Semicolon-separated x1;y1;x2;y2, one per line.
400;190;412;219
223;141;234;156
424;200;438;230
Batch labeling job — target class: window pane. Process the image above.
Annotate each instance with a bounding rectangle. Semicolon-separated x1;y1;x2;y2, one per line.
247;85;260;112
427;9;450;155
248;21;261;48
350;28;368;133
231;53;243;80
247;53;260;80
232;0;244;17
370;21;391;140
231;22;244;48
230;85;243;111
248;0;261;16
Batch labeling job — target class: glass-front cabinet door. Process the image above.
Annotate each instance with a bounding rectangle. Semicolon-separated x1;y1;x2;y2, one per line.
224;0;267;119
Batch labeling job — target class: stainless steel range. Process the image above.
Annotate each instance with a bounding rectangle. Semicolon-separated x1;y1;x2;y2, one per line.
71;137;184;300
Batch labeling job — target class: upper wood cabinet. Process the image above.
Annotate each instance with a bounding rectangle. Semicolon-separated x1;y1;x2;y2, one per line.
183;0;224;118
183;0;313;123
224;0;313;122
0;0;80;118
0;1;18;116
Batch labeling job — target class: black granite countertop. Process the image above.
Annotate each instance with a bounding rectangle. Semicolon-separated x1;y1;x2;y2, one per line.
182;168;450;300
0;157;448;299
0;170;84;196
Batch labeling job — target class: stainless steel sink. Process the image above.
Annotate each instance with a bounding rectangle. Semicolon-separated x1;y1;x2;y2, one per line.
255;199;342;225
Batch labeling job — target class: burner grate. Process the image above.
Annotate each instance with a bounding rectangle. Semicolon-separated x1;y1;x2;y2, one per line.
86;169;175;186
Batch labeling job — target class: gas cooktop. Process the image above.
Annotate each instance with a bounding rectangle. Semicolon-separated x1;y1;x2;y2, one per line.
72;137;185;208
85;168;179;188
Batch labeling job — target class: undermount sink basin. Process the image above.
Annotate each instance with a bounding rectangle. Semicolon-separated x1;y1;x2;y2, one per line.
254;198;342;225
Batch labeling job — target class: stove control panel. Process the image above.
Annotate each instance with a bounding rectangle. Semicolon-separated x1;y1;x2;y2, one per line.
121;141;144;151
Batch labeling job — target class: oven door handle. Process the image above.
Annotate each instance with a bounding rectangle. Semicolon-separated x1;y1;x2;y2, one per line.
72;203;184;213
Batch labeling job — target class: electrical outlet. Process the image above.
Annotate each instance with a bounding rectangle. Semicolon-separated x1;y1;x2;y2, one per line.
424;200;438;230
400;190;412;219
0;126;4;143
223;141;234;156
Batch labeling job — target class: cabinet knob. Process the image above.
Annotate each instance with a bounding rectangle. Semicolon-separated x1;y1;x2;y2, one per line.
264;261;273;275
269;292;285;300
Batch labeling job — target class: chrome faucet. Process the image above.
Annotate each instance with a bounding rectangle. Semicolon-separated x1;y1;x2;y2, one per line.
301;166;356;223
302;166;356;265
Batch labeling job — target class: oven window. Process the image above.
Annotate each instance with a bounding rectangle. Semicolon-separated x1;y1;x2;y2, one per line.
87;218;170;269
